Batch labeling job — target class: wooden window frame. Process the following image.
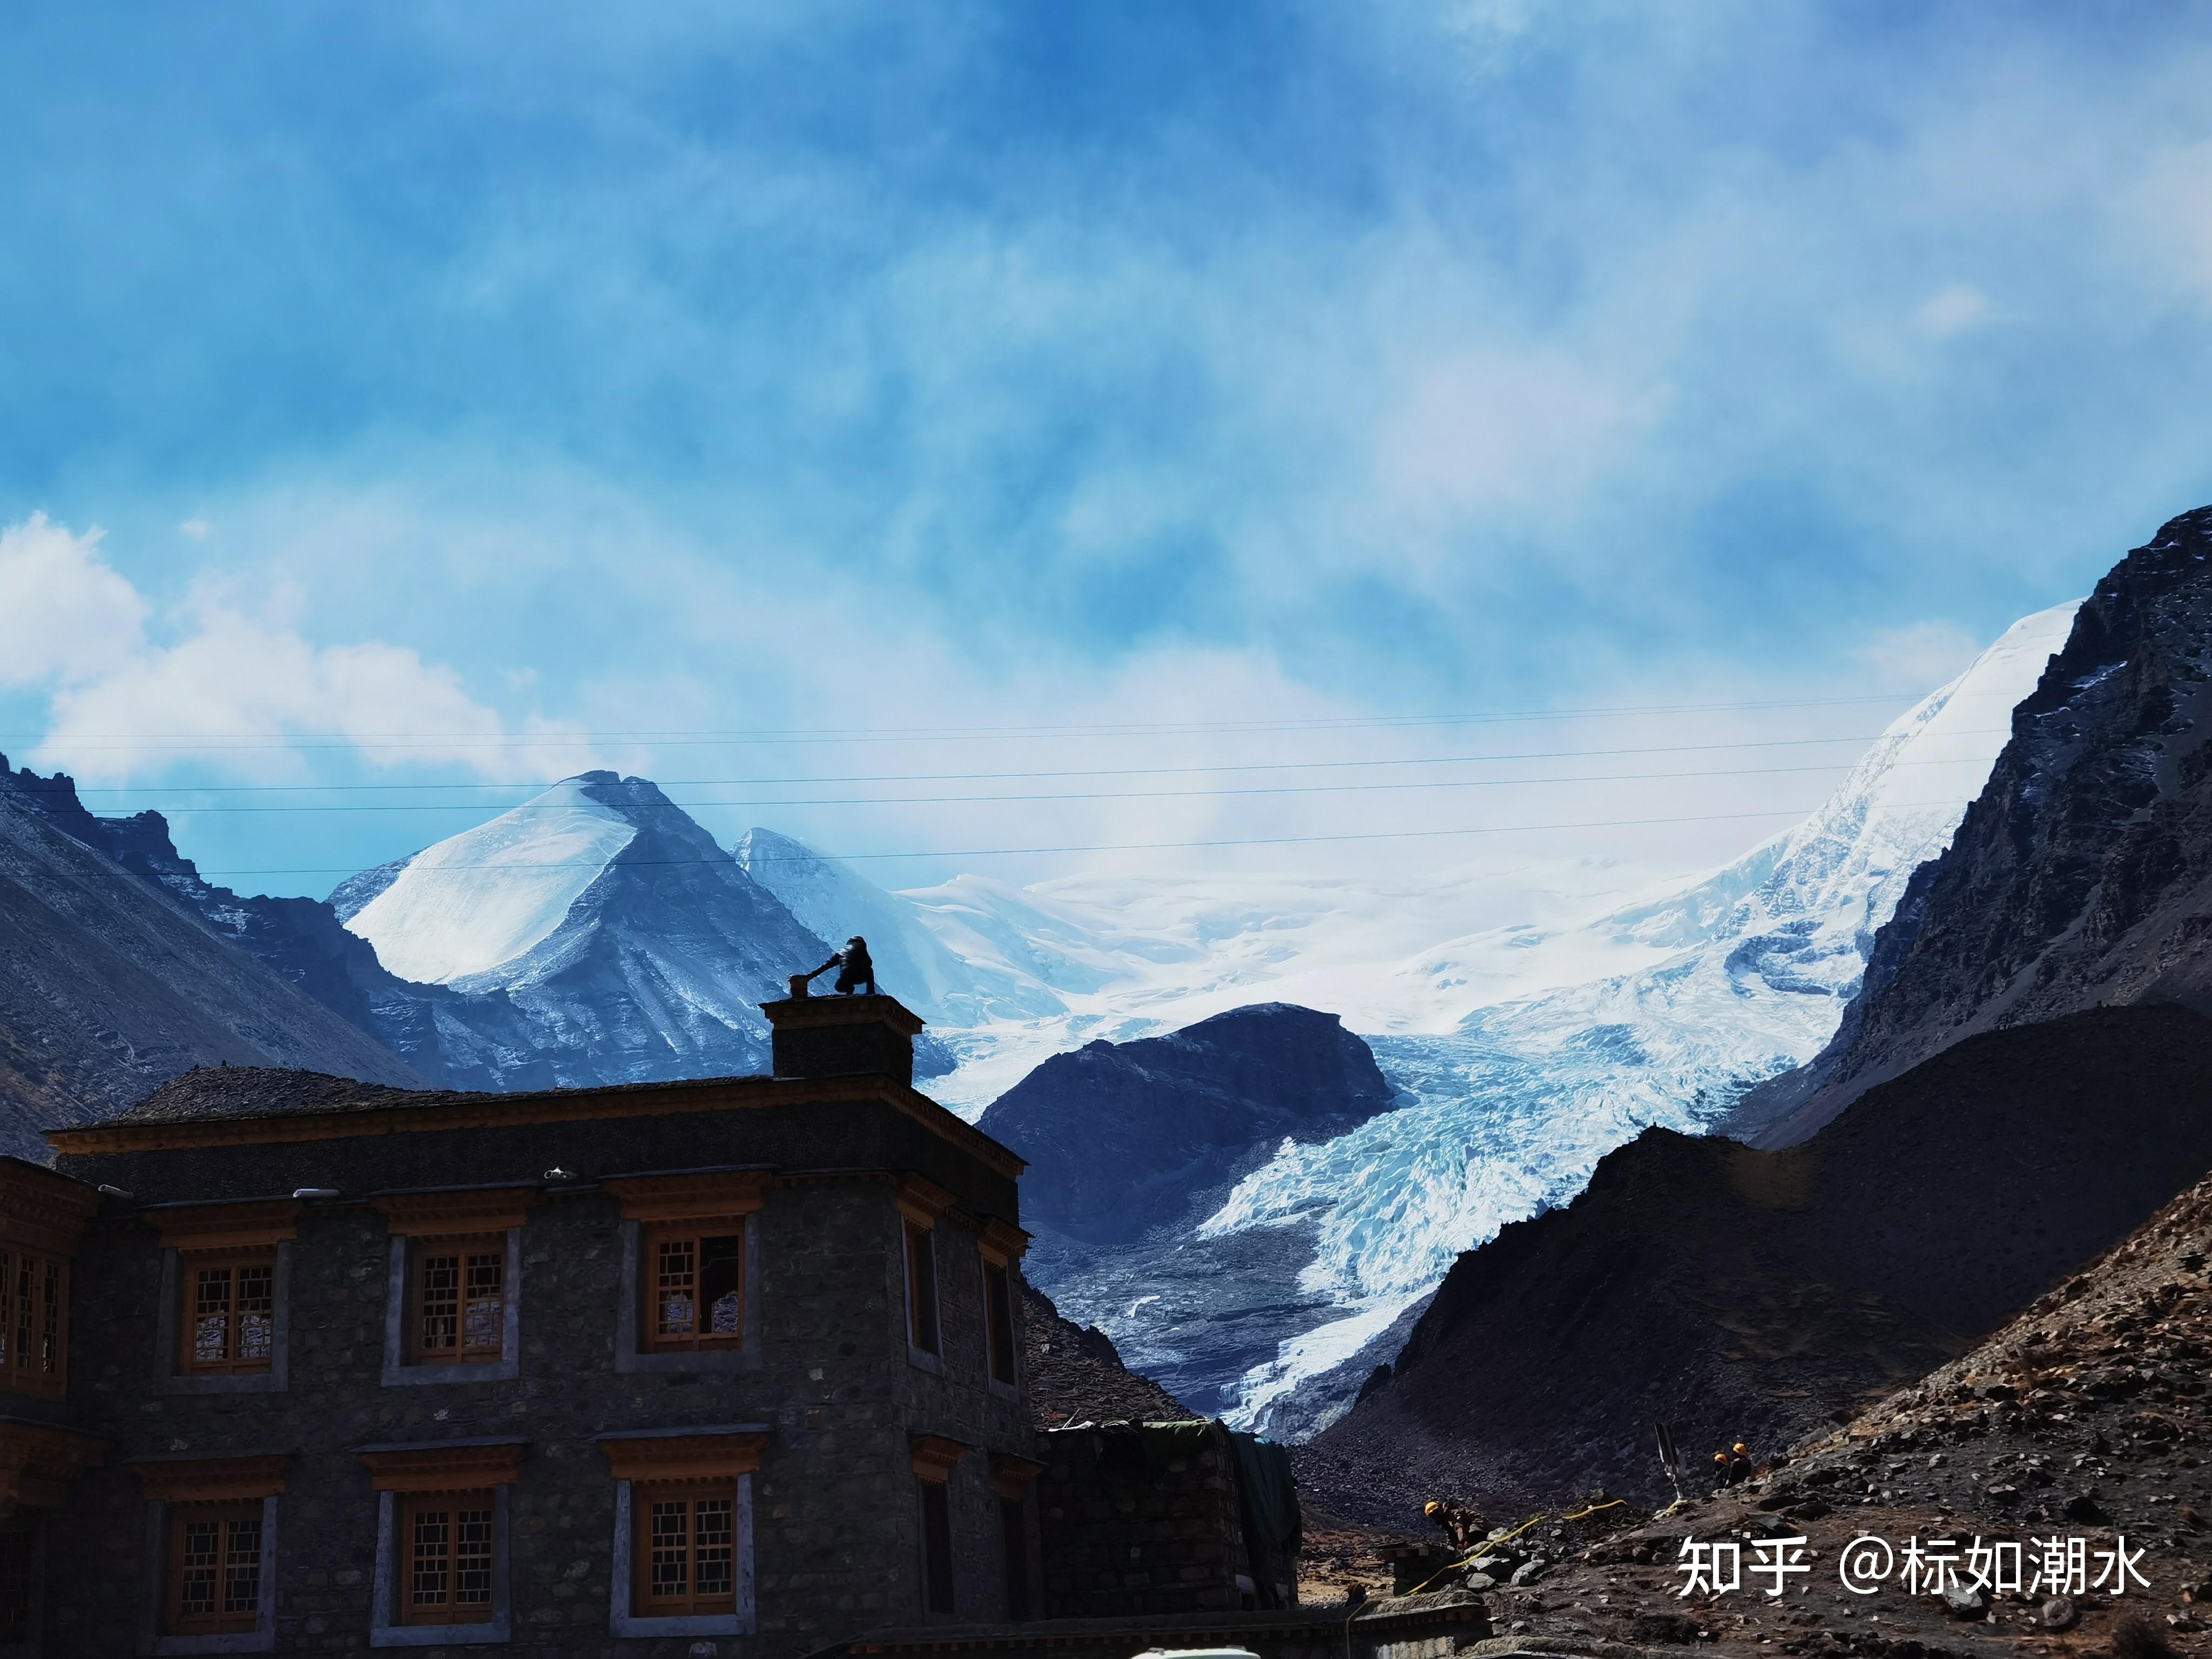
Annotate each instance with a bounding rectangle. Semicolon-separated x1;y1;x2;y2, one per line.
978;1219;1028;1388
399;1491;498;1626
131;1456;285;1654
375;1190;531;1385
166;1502;265;1637
634;1485;739;1618
641;1225;745;1353
916;1479;955;1617
150;1201;300;1394
0;1252;66;1399
360;1440;521;1644
605;1174;765;1373
0;1164;97;1403
903;1222;941;1358
911;1435;969;1621
179;1252;278;1375
407;1236;508;1366
982;1262;1017;1385
599;1428;767;1639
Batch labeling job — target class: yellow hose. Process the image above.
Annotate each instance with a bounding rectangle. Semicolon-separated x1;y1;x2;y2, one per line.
1402;1499;1627;1597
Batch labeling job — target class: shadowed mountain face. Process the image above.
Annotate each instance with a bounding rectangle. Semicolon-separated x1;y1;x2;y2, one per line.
0;763;422;1152
7;765;847;1098
977;1003;1397;1425
1020;1280;1190;1430
1299;1006;2212;1525
340;773;838;1086
1732;504;2212;1147
979;1002;1395;1249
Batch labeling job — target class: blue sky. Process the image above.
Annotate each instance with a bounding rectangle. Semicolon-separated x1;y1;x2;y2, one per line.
3;2;2211;896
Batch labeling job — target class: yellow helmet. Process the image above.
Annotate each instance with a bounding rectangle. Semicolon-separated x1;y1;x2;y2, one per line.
1714;1452;1729;1465
1424;1501;1443;1517
1732;1443;1749;1457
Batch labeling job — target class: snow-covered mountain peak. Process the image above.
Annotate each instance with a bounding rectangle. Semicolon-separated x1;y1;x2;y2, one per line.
345;772;678;984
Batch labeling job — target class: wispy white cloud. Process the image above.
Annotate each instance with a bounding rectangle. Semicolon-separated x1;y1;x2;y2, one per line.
5;514;598;786
1914;284;1991;341
0;514;147;689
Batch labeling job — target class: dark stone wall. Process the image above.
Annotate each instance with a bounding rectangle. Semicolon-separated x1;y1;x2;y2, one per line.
1035;1425;1255;1619
43;1165;1034;1656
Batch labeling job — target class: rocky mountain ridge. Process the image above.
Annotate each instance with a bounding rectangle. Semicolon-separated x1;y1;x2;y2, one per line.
1733;503;2212;1147
977;1003;1399;1425
0;760;422;1151
1299;1005;2212;1525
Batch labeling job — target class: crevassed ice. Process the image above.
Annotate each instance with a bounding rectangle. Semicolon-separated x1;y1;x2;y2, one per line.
345;778;636;983
1201;602;2081;1430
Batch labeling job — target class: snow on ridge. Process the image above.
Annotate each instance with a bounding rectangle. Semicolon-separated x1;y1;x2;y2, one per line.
1189;599;2082;1432
345;776;637;983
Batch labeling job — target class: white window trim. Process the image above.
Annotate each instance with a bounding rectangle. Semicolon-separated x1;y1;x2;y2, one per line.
368;1487;511;1647
902;1222;943;1374
982;1262;1021;1402
612;1215;763;1374
380;1229;523;1386
140;1495;278;1656
153;1246;292;1395
606;1474;755;1638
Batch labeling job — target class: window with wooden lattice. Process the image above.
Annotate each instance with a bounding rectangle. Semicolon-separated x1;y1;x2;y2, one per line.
400;1492;496;1625
0;1250;67;1395
636;1487;737;1618
644;1226;744;1352
181;1252;276;1374
166;1503;264;1636
410;1239;505;1364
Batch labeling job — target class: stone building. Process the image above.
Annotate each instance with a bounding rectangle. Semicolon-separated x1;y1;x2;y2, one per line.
0;992;1048;1657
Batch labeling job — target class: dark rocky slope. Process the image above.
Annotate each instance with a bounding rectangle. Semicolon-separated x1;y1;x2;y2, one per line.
1366;1166;2212;1658
3;759;565;1093
0;774;422;1154
1299;1005;2212;1525
4;763;842;1094
979;1003;1394;1249
977;1004;1398;1421
1020;1280;1190;1429
1733;503;2212;1148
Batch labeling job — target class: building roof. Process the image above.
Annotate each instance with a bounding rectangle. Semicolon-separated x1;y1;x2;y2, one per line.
49;1065;1025;1179
109;1066;435;1124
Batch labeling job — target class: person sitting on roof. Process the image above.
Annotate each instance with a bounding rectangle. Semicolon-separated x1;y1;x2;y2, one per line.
805;936;877;995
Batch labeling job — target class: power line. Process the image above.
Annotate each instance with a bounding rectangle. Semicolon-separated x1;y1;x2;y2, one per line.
33;753;2010;814
192;799;1974;878
44;729;2015;795
2;687;2001;752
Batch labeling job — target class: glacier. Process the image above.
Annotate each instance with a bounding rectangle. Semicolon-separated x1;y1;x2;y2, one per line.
310;605;2079;1438
881;604;2078;1433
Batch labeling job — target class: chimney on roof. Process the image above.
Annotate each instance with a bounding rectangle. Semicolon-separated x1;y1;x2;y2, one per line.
761;991;924;1086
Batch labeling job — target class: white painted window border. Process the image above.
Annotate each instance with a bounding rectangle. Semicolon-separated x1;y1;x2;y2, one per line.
380;1229;522;1386
612;1215;763;1374
902;1220;943;1374
981;1260;1021;1403
139;1495;278;1656
607;1473;755;1639
368;1486;512;1647
153;1245;292;1395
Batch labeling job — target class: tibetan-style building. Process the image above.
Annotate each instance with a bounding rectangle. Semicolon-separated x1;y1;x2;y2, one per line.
4;993;1046;1656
